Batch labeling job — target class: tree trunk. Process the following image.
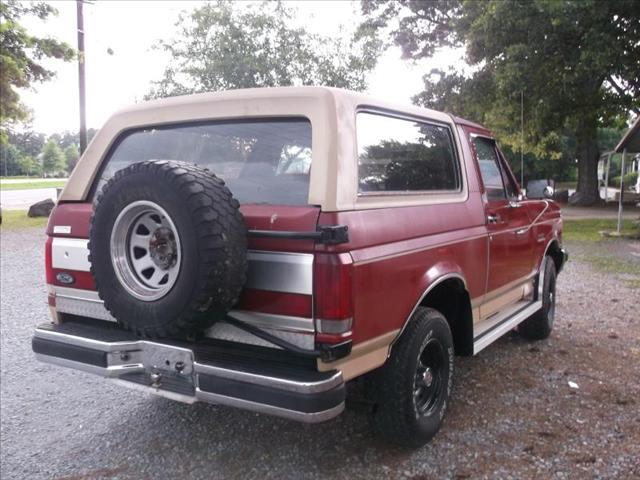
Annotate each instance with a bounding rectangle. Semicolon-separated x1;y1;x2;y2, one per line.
570;115;601;206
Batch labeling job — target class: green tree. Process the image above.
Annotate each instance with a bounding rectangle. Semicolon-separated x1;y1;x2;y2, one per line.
7;127;46;159
40;139;65;176
362;0;640;205
17;153;40;176
64;143;79;173
0;1;74;144
147;0;382;98
0;143;21;176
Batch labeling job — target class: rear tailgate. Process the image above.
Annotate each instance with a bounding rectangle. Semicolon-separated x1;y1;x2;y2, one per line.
46;202;321;349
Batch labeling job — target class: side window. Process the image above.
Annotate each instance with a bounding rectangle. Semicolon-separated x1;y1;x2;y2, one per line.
357;112;459;193
473;137;507;202
497;149;518;198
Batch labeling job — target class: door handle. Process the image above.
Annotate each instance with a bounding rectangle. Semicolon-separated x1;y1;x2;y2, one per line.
515;228;528;235
487;214;499;224
509;201;522;208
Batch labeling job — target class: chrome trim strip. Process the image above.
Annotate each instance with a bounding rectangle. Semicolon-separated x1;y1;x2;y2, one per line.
472;300;542;354
194;363;342;394
245;250;313;295
195;389;344;423
51;238;91;271
55;286;103;303
49;243;314;296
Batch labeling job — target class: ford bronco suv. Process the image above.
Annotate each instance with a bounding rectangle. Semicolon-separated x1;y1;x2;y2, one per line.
33;87;567;447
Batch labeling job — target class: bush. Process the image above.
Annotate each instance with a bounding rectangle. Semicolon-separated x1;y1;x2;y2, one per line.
609;171;639;188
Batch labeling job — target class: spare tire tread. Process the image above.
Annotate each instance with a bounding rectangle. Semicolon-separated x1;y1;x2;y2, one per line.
89;160;247;338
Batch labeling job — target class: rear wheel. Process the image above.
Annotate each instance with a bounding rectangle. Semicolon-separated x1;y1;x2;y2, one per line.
372;307;454;447
519;256;557;340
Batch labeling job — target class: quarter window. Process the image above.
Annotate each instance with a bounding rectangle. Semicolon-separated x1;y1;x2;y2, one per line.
357;112;459;193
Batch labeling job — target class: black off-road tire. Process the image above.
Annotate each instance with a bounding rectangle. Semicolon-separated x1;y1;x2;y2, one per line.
519;256;557;341
89;160;247;338
372;307;454;447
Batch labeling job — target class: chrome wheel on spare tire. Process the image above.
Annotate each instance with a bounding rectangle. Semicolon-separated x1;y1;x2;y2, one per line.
110;201;182;301
89;160;247;338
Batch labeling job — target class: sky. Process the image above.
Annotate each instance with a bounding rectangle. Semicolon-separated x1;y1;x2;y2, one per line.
19;1;464;135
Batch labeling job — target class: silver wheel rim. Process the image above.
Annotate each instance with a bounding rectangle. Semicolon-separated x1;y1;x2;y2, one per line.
110;200;181;301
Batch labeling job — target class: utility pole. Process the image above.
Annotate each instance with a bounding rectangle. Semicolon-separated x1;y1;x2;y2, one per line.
520;90;524;189
617;149;626;234
77;0;87;155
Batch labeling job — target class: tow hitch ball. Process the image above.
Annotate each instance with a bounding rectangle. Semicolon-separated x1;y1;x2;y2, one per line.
150;372;162;388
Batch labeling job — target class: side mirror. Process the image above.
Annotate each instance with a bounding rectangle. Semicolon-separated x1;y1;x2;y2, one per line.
543;185;554;199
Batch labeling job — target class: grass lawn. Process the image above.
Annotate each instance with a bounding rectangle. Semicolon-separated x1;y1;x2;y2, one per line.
0;180;67;191
555;181;576;190
0;210;48;231
562;218;638;242
563;218;640;288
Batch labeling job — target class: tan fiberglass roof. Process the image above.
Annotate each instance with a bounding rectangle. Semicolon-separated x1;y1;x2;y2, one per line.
60;86;464;210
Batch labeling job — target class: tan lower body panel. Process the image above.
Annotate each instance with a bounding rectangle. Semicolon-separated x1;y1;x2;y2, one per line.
317;330;399;381
472;275;536;323
322;275;537;380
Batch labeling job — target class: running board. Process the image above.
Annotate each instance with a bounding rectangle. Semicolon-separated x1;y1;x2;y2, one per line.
472;300;542;354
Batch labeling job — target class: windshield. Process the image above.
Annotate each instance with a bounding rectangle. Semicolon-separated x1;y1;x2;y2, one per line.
95;118;312;205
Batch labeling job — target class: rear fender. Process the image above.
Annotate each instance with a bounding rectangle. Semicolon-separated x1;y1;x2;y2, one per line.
390;264;472;356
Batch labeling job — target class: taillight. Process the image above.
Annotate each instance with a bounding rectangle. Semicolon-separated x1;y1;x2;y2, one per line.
314;253;353;343
45;236;54;284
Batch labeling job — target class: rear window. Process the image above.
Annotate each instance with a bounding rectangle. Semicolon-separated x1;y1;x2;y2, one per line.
95;118;312;205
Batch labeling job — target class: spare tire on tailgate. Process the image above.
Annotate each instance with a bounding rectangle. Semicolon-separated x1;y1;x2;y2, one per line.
89;160;247;338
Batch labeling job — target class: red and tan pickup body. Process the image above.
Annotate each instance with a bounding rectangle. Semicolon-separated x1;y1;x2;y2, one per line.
36;87;566;421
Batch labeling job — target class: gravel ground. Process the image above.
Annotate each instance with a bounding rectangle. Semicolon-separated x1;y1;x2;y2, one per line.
1;228;639;480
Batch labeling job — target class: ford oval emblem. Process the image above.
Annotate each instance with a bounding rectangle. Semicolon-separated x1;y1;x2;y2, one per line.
56;272;75;285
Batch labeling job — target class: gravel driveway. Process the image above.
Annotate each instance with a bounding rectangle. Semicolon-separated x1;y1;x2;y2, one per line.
1;228;638;479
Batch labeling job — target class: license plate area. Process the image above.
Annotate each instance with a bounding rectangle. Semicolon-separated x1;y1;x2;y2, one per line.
109;342;196;394
142;342;194;376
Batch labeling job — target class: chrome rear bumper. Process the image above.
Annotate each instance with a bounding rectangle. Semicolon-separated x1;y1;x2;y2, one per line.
32;320;345;423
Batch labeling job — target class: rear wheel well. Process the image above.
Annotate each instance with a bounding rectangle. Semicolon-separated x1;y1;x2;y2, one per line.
419;278;473;356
